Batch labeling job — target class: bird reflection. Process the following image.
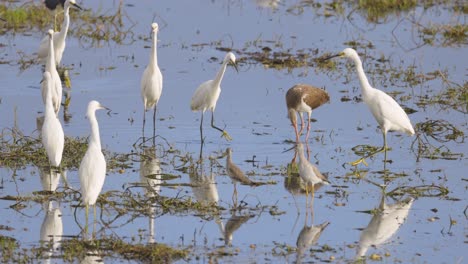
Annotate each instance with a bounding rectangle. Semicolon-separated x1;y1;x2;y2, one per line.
80;250;104;264
356;194;414;258
189;160;219;206
254;0;280;10
40;201;63;261
189;159;225;237
139;147;161;243
295;143;329;207
39;166;61;192
223;212;254;246
295;212;329;263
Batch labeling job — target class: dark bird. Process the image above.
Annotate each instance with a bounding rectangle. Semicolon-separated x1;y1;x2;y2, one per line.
286;84;329;142
44;0;66;10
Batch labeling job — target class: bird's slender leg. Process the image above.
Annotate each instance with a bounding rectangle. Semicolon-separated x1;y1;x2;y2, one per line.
93;205;97;238
85;204;89;236
152;106;157;146
305;111;311;143
383;132;388;163
298;113;305;138
306;142;311;161
210;111;232;141
232;183;238;208
200;112;204;145
49;166;53;192
292;113;300;142
142;108;146;139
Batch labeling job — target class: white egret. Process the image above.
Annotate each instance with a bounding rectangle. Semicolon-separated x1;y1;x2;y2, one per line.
41;29;62;115
190;52;239;143
141;22;163;141
286;84;329;142
79;100;109;231
38;0;82;66
41;71;64;168
323;48;415;165
296;143;329;205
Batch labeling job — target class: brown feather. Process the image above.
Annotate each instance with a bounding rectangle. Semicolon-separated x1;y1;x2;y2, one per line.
286;84;330;111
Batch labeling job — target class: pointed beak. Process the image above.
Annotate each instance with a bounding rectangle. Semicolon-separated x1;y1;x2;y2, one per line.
320;52;342;62
71;3;83;10
230;61;239;73
99;104;112;115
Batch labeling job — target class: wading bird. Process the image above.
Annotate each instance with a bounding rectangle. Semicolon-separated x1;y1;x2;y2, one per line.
38;0;82;65
41;29;62;115
191;52;238;144
286;84;329;143
322;48;415;165
41;71;64;168
141;23;163;142
225;148;263;207
296;143;329;205
79;100;109;232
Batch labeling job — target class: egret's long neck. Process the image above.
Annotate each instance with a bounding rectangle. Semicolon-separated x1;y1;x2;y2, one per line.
88;111;101;149
57;6;70;42
149;31;158;69
45;85;55;117
213;61;228;88
352;55;372;96
46;37;56;71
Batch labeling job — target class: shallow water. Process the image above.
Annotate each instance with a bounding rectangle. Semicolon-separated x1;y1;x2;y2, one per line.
0;0;466;263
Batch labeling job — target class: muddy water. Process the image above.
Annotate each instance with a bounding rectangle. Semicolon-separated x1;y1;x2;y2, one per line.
0;0;466;263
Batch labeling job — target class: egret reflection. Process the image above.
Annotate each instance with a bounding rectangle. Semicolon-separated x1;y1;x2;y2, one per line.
40;201;63;261
189;158;225;239
39;166;61;192
357;194;414;258
189;159;219;207
80;250;103;264
254;0;280;9
139;147;161;243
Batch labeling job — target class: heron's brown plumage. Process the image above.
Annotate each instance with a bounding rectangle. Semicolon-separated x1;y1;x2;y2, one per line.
286;84;329;142
286;84;329;111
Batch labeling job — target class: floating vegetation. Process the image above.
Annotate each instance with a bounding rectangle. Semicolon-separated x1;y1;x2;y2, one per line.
417;72;468;113
354;0;417;23
0;128;130;170
412;120;464;161
387;185;449;198
419;23;468;46
59;237;187;262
